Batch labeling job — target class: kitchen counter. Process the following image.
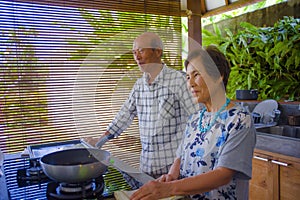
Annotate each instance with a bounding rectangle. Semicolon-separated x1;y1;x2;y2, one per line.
1;133;299;199
255;131;300;158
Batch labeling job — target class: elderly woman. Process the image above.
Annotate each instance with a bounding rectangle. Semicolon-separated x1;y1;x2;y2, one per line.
130;45;256;200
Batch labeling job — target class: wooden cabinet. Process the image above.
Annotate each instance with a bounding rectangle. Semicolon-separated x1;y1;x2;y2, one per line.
250;154;279;200
250;149;300;200
279;158;300;200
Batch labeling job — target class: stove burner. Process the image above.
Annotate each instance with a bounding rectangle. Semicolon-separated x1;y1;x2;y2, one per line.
59;181;93;193
47;176;105;200
18;158;47;182
26;166;44;177
5;156;133;200
17;168;49;187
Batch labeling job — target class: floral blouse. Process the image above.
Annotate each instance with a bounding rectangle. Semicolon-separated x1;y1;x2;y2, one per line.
176;104;256;200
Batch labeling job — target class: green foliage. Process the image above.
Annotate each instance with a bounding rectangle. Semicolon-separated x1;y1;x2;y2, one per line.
65;9;183;90
201;0;271;26
0;28;49;128
67;9;182;70
202;16;300;101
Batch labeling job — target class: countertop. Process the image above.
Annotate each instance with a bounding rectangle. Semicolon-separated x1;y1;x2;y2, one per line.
255;131;300;158
1;133;300;199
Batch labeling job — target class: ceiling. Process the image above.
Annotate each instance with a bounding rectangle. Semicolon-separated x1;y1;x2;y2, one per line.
181;0;265;18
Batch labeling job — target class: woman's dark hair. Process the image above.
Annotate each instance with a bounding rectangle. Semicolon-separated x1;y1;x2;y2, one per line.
184;45;231;89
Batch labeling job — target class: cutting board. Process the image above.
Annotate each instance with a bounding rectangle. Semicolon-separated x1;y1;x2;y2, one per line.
114;190;184;200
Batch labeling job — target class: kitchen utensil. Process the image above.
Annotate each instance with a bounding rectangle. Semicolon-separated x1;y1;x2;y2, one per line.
40;148;110;183
82;138;151;177
83;139;155;183
102;154;155;184
28;140;89;159
236;89;258;100
105;155;155;184
107;156;139;174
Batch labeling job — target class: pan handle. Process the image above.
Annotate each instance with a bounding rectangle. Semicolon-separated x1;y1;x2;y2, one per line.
95;135;110;148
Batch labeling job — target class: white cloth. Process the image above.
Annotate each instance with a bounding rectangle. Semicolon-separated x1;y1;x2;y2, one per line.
107;65;198;175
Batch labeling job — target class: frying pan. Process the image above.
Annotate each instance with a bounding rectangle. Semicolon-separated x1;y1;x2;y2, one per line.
40;148;110;183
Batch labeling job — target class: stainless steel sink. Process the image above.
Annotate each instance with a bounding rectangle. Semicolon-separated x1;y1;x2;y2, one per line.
256;125;300;138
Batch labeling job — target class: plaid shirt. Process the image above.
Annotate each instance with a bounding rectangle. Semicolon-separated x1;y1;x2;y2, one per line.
107;64;198;175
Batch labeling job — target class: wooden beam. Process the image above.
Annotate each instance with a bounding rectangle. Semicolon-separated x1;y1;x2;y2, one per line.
187;0;202;50
200;0;207;14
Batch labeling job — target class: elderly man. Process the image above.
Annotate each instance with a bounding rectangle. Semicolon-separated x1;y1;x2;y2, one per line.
85;32;198;180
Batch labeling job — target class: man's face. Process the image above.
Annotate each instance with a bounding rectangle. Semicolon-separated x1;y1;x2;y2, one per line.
132;37;161;73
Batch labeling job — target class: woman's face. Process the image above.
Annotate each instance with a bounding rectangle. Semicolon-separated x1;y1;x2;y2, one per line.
186;57;225;105
186;60;210;104
186;57;218;104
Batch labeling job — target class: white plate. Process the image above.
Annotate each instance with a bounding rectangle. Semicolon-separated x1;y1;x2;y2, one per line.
253;99;278;115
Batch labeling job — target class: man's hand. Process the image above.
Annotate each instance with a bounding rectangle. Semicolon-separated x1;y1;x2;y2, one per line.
81;137;100;147
81;131;112;148
95;135;110;148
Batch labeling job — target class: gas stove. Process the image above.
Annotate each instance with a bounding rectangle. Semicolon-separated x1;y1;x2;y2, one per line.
0;140;155;200
1;155;132;200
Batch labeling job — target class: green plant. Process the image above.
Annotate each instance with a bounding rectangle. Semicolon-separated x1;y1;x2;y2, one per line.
67;9;182;70
0;27;48;128
202;16;300;101
63;9;183;91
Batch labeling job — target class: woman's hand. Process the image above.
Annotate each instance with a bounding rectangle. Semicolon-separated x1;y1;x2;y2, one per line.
130;180;172;200
157;173;177;182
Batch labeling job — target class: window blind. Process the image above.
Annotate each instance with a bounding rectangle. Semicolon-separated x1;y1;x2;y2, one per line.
0;0;182;168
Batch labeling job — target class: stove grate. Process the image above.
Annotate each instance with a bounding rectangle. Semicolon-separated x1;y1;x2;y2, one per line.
3;157;48;200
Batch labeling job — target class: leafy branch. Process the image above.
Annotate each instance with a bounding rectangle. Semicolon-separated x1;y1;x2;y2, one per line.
202;16;300;101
